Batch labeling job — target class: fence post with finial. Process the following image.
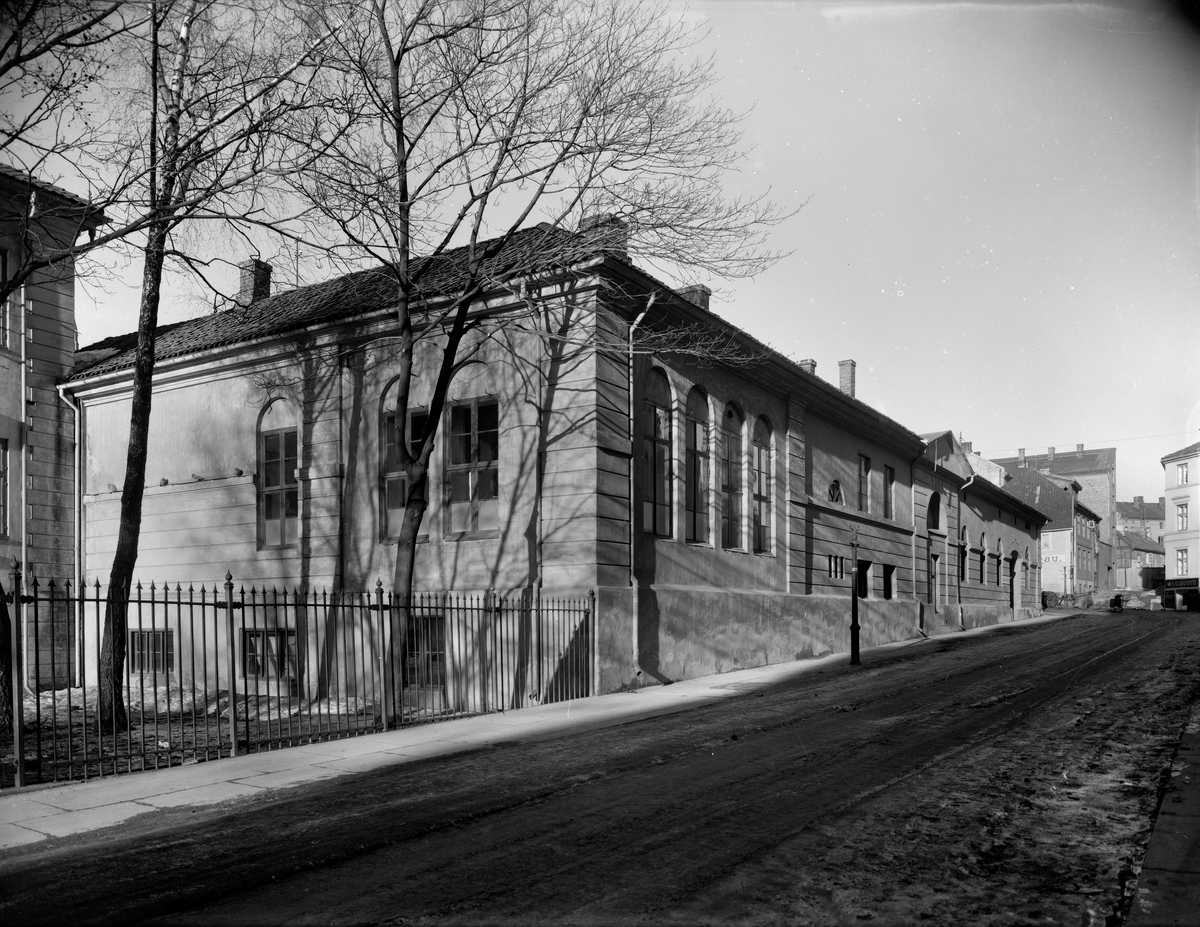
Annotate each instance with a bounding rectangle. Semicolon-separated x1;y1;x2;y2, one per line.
8;559;23;785
224;572;237;758
375;579;387;732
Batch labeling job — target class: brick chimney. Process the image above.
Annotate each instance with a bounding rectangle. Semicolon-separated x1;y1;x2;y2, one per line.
798;359;817;375
962;441;973;454
1018;448;1025;467
1076;443;1084;456
838;359;856;398
677;284;711;311
1048;446;1055;464
580;213;629;256
237;258;271;305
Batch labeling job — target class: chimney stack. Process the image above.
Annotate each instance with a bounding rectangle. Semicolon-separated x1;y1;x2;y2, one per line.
677;284;711;311
1134;495;1144;505
237;258;271;306
798;359;817;376
838;359;856;398
580;213;629;256
1048;446;1055;463
962;441;973;454
1159;496;1165;509
1076;443;1084;456
1018;448;1026;467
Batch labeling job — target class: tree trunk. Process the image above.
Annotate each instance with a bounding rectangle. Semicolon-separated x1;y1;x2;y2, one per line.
387;469;428;722
0;582;12;735
98;222;169;729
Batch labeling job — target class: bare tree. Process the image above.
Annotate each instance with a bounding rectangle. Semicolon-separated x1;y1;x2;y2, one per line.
0;0;350;728
290;0;787;714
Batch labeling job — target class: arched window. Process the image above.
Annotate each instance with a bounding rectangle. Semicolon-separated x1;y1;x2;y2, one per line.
959;526;969;582
995;538;1004;586
720;403;744;549
828;480;844;504
685;387;710;543
927;491;941;532
258;399;299;549
977;533;987;584
642;369;672;537
752;417;773;553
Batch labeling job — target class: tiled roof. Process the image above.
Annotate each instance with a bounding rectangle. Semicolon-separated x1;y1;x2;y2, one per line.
1116;500;1165;521
1117;532;1165;555
1004;467;1094;529
1162;440;1200;464
992;447;1116;476
0;162;105;223
71;223;601;380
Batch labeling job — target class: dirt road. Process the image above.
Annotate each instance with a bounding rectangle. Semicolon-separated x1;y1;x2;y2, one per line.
1;611;1197;926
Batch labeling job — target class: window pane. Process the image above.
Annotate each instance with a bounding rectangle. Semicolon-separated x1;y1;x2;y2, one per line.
478;497;499;532
264;434;281;488
384;413;399;471
264;517;281;548
264;492;280;520
410;412;428;454
477;402;498;433
284;430;298;476
478;466;498;501
450;406;472;464
477;410;498;464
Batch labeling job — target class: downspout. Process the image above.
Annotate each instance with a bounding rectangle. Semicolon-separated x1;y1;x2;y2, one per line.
627;301;652;589
19;283;29;682
958;473;977;615
56;381;82;684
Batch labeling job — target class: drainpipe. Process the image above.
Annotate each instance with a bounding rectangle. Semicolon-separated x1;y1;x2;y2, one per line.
627;301;652;589
56;381;82;683
957;473;977;615
19;283;29;685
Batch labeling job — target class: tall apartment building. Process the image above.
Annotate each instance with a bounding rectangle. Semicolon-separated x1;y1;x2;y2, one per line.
1162;441;1200;610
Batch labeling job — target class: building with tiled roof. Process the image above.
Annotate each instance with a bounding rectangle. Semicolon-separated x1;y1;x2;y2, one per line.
61;218;1039;708
1003;467;1103;595
991;444;1117;547
1115;496;1166;543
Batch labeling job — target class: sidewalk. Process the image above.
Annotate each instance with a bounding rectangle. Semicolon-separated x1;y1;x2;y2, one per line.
0;609;1088;855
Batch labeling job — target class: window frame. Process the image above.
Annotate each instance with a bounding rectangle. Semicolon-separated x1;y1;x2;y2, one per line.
243;627;299;680
720;404;744;550
382;407;430;540
129;629;174;676
752;417;773;554
1178;503;1189;532
445;398;500;538
641;372;673;539
684;389;710;544
1179;548;1190;576
258;426;299;550
1180;462;1190;486
883;465;895;520
857;454;871;513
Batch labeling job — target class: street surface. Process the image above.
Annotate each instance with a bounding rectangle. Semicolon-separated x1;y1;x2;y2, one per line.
1;611;1197;926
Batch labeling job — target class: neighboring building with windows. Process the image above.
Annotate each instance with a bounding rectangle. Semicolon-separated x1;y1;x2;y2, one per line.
1162;440;1200;610
992;445;1117;546
1003;466;1103;595
1116;496;1166;544
916;432;1046;630
66;222;1035;695
1;166;103;688
1113;531;1165;590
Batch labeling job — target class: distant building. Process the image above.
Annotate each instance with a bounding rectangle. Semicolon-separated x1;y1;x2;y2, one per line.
1113;531;1165;591
992;445;1117;546
1161;440;1200;610
1115;496;1166;544
1004;467;1103;596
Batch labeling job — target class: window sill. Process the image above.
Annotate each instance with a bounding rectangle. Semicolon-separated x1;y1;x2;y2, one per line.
445;531;500;542
381;536;429;545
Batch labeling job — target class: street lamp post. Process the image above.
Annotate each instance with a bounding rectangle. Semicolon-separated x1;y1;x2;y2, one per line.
850;527;861;666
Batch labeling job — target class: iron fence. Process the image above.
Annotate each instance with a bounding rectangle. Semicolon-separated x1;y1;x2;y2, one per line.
2;570;594;789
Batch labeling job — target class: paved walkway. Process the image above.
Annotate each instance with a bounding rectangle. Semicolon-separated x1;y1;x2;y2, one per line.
0;612;1070;852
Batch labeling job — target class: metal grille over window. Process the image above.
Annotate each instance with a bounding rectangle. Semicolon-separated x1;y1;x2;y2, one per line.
447;400;499;535
261;428;298;547
642;369;672;537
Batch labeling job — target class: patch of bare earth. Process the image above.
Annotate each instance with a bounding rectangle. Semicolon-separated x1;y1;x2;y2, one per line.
668;627;1200;927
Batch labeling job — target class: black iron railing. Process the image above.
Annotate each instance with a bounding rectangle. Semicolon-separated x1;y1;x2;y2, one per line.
2;568;594;789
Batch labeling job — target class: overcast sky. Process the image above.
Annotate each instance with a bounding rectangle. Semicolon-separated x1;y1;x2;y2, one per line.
76;0;1200;502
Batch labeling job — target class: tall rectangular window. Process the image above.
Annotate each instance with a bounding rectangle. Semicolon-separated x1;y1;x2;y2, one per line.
883;465;894;520
685;415;709;543
643;399;672;537
883;564;895;599
1179;549;1190;576
1178;503;1189;532
447;400;499;535
720;418;743;549
260;428;298;548
383;409;429;539
752;418;772;553
0;439;7;537
857;455;871;512
1180;463;1190;486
